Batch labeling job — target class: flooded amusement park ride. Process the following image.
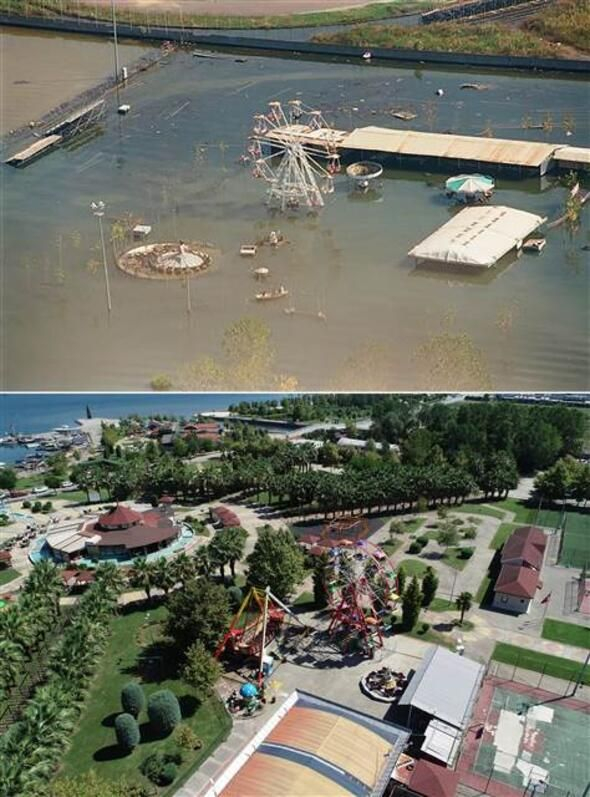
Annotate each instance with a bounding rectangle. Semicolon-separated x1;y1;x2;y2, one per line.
246;100;341;212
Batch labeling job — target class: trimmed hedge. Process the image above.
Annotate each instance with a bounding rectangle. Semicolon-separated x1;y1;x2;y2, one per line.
121;681;146;718
147;689;181;735
115;713;140;752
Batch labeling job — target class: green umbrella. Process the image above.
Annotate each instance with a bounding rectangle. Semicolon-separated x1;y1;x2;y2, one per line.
446;174;495;195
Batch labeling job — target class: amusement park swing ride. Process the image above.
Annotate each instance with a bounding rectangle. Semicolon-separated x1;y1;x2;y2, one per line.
246;100;341;213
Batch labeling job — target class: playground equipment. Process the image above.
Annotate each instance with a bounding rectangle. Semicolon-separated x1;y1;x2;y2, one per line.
215;585;306;684
321;527;399;655
247;100;340;212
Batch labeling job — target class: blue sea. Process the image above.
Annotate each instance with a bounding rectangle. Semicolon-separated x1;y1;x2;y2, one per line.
0;393;285;464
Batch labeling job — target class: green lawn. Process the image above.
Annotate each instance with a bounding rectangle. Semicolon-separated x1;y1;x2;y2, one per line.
428;597;455;612
476;573;492;605
442;547;472;571
542;619;590;650
381;539;403;556
489;522;521;550
58;604;231;793
453;504;506;520
16;473;46;490
0;567;20;586
293;590;315;608
398;559;429;578
492;642;590;685
401;517;427;535
59;490;93;505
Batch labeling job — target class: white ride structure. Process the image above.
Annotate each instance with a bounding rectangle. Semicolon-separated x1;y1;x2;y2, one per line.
247;100;341;213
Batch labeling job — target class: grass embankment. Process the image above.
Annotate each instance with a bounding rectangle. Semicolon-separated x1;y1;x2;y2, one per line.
490;522;521;550
492;642;590;685
0;0;437;30
542;619;590;650
0;567;20;586
313;16;581;58
524;0;590;54
453;504;506;520
59;604;231;793
398;558;428;577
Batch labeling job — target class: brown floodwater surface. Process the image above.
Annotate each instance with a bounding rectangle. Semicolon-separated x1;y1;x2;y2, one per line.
1;36;589;391
0;28;153;134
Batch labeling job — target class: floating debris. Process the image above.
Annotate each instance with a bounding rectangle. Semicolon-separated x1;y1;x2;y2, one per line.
255;286;289;301
461;83;491;91
522;238;546;253
392;110;417;121
240;244;257;257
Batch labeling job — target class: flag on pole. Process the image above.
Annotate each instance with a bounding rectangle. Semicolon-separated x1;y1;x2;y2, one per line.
540;593;552;605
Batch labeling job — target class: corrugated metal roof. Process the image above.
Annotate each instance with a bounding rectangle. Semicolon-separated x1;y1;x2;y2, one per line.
341;126;558;167
408;205;546;268
553;146;590;165
399;646;484;729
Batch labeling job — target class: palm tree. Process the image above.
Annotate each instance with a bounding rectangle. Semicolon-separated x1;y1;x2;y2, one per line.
152;557;176;597
456;591;473;625
194;545;212;579
220;527;248;580
94;561;126;598
24;561;64;617
172;552;196;587
129;557;156;602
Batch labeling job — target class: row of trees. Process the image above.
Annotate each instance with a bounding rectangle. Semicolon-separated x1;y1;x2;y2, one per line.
0;570;121;796
534;456;590;503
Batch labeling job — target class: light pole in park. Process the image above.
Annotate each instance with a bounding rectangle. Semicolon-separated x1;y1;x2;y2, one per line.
91;201;112;313
111;0;121;104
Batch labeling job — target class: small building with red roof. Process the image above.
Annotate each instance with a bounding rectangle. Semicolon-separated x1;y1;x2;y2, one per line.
0;550;12;569
493;526;547;614
210;505;240;528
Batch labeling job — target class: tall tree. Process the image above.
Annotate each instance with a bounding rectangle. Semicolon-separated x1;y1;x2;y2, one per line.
165;578;231;654
247;527;305;600
182;640;222;699
421;567;438;608
129;558;156;602
456;592;473;625
401;576;422;630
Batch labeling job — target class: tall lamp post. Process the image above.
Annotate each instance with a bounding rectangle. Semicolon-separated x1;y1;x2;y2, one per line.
111;0;121;104
91;201;112;313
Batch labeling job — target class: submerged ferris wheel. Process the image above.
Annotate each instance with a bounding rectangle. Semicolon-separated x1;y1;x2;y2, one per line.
247;100;341;213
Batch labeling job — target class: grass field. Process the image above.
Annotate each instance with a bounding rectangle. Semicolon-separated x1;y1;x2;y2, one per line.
428;596;455;612
489;522;521;550
398;559;428;578
559;510;590;568
0;567;20;586
453;504;506;520
492;642;590;685
442;547;472;571
542;619;590;650
58;604;231;793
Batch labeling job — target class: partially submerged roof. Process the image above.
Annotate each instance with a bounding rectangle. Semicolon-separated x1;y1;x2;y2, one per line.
495;563;539;598
210;691;410;797
552;146;590;166
408;206;546;268
341;126;559;168
399;646;484;729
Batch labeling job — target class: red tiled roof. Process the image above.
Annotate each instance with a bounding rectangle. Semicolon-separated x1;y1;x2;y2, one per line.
0;551;12;562
409;759;459;797
502;527;546;570
61;569;95;586
495;563;539;598
211;506;240;527
98;504;143;529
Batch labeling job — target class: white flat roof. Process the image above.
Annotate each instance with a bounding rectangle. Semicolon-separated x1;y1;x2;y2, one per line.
421;718;462;766
399;645;485;729
552;146;590;165
408;205;546;268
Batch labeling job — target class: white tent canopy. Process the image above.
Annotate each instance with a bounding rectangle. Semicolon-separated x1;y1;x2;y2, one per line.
408;205;546;268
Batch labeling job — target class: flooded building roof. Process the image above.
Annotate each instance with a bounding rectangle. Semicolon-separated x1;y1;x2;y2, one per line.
408;205;546;268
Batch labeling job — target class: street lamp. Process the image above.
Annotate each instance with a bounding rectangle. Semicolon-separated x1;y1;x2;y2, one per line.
91;201;112;313
111;0;121;104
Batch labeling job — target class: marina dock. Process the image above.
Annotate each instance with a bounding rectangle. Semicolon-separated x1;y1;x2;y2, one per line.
267;124;590;176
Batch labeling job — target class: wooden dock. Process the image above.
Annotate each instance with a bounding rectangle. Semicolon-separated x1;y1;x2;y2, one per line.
266;124;590;175
4;134;63;167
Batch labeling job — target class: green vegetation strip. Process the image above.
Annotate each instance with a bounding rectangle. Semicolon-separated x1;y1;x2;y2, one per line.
492;642;590;685
313;21;569;58
542;619;590;650
453;504;506;520
398;559;428;577
489;522;521;550
428;596;455;612
59;605;230;791
0;0;437;30
524;0;590;53
0;567;20;586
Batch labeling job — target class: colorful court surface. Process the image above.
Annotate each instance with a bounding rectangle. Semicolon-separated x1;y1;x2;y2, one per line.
218;691;409;797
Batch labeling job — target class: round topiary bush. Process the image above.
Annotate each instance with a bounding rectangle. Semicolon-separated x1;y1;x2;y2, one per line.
114;712;140;752
160;763;178;786
121;682;146;718
458;547;474;560
147;689;181;736
408;541;422;554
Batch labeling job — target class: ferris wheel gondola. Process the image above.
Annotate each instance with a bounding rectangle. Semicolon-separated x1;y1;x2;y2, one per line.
247;100;341;213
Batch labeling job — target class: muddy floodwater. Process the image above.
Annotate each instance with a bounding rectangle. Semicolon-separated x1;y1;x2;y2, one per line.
1;37;589;390
0;28;153;134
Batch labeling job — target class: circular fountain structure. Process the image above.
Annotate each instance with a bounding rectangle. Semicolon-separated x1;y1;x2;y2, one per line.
346;161;384;192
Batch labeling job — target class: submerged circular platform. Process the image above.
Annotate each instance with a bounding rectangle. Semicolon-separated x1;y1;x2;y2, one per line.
117;242;213;279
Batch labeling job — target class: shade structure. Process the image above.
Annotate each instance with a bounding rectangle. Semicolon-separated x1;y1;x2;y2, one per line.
240;683;259;698
445;173;494;196
408;205;546;268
